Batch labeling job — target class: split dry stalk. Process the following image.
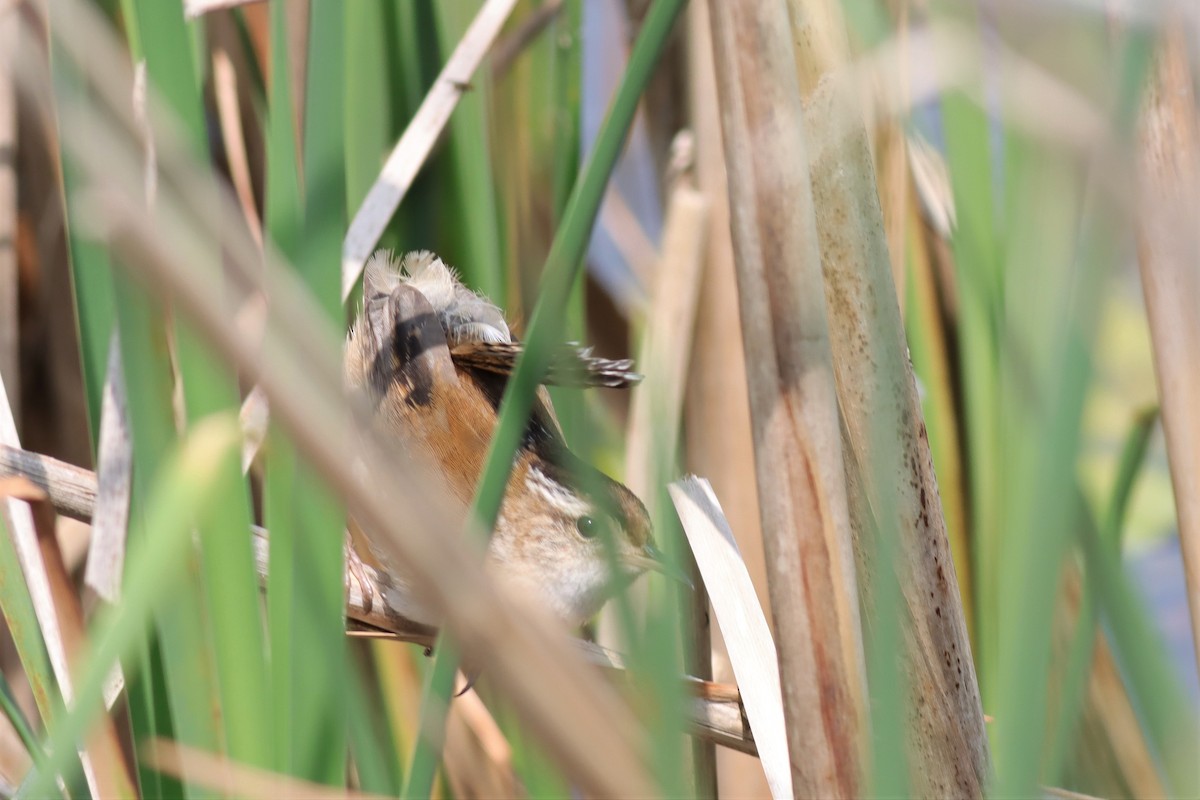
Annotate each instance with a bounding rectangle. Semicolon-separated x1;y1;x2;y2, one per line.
705;1;868;796
1135;25;1200;688
784;1;989;796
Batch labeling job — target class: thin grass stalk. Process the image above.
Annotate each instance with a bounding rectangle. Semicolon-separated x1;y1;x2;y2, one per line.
927;0;1005;711
1079;631;1167;797
209;30;262;246
622;157;711;798
705;0;868;795
625;164;714;798
49;14;117;450
0;498;59;744
143;737;388;800
1134;22;1200;698
785;1;988;795
345;647;403;796
993;17;1160;794
431;0;505;302
109;10;228;800
343;0;396;213
282;0;351;785
437;0;683;497
1044;408;1157;784
262;0;334;783
441;688;520;799
1073;482;1199;795
1;297;112;797
399;644;458;800
671;478;791;799
126;0;276;775
0;671;39;767
992;17;1158;793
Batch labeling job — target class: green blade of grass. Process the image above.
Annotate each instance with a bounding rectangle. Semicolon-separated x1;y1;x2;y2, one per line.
991;25;1156;796
291;0;349;785
121;0;275;780
431;0;505;303
0;670;41;763
263;0;305;780
0;506;60;742
1076;487;1200;797
346;645;403;796
50;16;117;454
399;641;459;800
1044;407;1159;784
344;1;395;213
1101;407;1159;550
130;0;275;773
111;9;219;797
109;273;211;800
263;0;348;785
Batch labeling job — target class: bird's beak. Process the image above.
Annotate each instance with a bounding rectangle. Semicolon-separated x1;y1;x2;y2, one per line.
627;542;693;588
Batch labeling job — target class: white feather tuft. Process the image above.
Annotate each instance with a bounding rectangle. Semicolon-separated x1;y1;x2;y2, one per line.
363;250;511;346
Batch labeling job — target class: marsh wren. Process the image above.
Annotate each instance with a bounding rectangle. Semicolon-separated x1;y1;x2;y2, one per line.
345;251;664;627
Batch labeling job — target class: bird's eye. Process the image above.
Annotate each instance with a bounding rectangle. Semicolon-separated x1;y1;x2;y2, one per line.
575;515;597;538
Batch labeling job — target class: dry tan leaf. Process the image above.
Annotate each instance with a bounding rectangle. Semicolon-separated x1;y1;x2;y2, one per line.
670;477;790;800
1136;23;1200;688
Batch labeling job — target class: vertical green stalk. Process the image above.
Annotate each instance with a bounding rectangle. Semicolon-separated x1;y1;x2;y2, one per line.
264;0;347;785
431;0;505;302
263;0;304;779
545;1;585;449
399;642;459;800
1044;408;1158;783
346;645;403;795
344;1;394;213
295;0;349;784
51;11;116;453
122;0;274;776
0;511;60;737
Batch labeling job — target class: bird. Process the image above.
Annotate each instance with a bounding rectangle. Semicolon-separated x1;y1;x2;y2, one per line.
343;250;667;629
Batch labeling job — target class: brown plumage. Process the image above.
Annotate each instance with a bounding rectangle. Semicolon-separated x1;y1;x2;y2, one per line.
344;251;657;627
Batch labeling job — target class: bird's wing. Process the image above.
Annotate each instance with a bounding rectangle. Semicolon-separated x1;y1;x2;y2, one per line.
449;340;642;389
